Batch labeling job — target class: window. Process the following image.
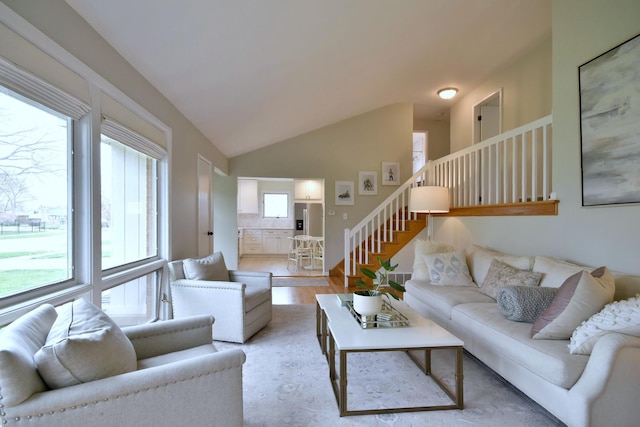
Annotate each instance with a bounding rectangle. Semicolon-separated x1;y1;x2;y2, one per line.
101;271;159;326
101;135;158;270
0;88;72;298
0;17;168;327
263;193;288;218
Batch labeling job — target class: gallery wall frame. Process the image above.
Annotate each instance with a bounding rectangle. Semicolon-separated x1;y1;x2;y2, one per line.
382;161;400;185
579;32;640;206
358;171;377;195
335;181;354;205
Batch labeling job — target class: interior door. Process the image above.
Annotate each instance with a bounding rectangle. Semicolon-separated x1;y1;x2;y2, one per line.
473;89;502;144
197;155;213;257
480;105;500;141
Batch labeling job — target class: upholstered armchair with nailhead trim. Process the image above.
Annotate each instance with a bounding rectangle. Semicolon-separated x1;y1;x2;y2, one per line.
0;303;245;427
168;252;272;343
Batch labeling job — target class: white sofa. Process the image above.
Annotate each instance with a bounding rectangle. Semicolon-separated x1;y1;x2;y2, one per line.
404;243;640;427
0;302;246;427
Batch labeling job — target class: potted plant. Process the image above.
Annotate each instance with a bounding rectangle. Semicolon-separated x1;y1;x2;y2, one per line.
353;256;406;316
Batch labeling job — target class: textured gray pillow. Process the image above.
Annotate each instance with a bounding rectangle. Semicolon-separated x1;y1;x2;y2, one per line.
34;299;137;389
497;285;559;323
480;259;543;299
182;252;229;281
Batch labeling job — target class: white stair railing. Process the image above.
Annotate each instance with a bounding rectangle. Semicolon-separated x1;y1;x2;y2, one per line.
343;115;553;286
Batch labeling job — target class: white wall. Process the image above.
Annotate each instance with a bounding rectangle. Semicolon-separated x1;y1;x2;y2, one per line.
436;0;640;276
413;117;450;161
449;37;552;152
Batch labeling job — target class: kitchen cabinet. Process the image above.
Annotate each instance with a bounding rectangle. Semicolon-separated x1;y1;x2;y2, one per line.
262;230;293;254
243;229;262;254
242;229;293;255
294;179;323;202
238;179;258;213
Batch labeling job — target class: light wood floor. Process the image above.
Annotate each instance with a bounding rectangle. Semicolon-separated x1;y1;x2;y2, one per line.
238;256;354;305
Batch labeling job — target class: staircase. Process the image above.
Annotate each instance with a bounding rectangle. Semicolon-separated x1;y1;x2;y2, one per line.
329;209;427;287
330;115;554;287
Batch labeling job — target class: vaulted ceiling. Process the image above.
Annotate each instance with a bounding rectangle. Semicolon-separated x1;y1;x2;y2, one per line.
65;0;551;158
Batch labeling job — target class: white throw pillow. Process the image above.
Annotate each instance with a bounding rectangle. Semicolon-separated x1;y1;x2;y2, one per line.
411;239;456;281
34;299;137;389
531;267;615;340
423;250;474;287
467;245;533;285
183;251;229;281
0;304;57;406
568;295;640;354
533;256;590;288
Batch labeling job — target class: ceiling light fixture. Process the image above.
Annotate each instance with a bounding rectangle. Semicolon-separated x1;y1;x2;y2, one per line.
437;87;458;100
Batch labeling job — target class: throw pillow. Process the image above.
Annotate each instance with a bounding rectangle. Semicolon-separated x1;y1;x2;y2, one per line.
533;256;590;288
0;304;58;406
34;299;137;389
497;285;559;323
411;239;456;281
423;250;474;287
480;259;543;299
467;245;534;285
183;251;229;281
568;294;640;355
531;266;615;340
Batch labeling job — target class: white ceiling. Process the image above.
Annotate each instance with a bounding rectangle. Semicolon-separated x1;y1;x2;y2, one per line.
65;0;551;158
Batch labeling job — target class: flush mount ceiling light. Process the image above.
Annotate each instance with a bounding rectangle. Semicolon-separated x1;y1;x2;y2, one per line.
437;87;458;100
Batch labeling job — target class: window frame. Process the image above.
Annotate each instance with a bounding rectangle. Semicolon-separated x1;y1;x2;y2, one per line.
262;192;289;219
0;6;171;326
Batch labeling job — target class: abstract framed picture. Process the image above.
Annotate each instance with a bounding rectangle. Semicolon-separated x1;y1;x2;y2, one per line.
579;33;640;206
382;162;400;185
335;181;354;205
358;171;377;195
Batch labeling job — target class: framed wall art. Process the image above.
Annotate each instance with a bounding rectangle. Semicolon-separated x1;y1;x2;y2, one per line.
358;171;377;195
382;161;400;185
579;32;640;206
335;181;354;205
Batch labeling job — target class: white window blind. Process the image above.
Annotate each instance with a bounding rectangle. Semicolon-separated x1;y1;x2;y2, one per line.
0;56;89;119
101;94;166;150
102;117;167;159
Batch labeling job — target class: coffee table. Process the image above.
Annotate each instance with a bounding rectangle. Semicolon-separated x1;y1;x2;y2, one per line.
315;294;464;416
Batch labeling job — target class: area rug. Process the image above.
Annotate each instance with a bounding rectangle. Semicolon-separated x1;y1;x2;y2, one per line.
272;277;329;287
215;304;565;427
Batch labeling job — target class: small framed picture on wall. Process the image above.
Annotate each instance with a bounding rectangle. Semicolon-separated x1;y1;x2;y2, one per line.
358;171;377;195
335;181;354;205
382;162;400;185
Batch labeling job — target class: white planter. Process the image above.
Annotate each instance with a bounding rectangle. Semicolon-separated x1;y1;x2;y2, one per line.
353;291;382;316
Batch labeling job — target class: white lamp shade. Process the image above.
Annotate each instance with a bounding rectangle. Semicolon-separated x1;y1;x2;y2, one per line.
409;186;450;213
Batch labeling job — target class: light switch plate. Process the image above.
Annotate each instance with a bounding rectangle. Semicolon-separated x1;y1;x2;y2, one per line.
343;213;348;220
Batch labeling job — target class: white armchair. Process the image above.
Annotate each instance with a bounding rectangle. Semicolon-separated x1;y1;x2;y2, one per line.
168;253;272;343
0;303;245;427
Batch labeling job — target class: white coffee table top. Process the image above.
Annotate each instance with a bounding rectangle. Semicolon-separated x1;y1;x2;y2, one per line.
316;294;463;351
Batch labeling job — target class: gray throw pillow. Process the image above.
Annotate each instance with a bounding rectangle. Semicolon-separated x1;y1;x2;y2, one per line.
182;252;229;281
497;285;559;323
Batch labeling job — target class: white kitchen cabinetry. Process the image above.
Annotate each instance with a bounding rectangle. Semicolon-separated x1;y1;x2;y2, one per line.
243;229;263;254
294;179;323;202
242;229;293;255
262;230;293;254
238;179;258;213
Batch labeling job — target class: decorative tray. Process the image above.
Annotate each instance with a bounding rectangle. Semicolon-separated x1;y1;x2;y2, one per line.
345;300;410;329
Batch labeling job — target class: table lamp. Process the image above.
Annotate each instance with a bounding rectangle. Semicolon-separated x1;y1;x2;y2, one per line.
409;186;450;240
